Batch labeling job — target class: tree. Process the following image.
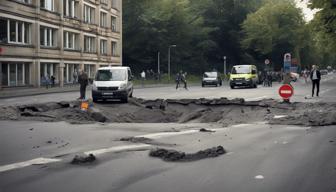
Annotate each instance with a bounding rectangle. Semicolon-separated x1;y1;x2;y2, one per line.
241;0;306;70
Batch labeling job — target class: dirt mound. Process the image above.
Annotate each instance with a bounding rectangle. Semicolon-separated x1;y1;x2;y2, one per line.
149;146;226;162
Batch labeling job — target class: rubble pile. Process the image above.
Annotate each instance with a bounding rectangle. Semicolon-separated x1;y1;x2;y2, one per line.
149;146;226;162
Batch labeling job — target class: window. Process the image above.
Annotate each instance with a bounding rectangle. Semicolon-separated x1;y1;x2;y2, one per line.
1;62;31;87
63;0;77;18
40;26;57;47
0;18;7;43
84;64;96;79
8;20;31;44
111;41;117;56
40;0;54;11
84;36;96;53
111;16;117;32
84;5;95;24
100;39;107;55
100;12;107;27
17;0;31;4
63;31;79;50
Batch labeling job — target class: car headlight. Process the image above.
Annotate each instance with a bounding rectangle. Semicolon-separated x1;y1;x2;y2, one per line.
245;78;252;81
119;83;127;89
92;84;98;91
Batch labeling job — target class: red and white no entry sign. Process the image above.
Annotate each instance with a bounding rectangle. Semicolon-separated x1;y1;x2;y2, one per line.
279;84;294;99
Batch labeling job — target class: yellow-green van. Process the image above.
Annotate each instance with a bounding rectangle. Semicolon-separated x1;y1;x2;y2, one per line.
229;65;258;89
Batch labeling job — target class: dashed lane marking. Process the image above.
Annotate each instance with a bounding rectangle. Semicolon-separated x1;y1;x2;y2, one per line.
84;144;152;156
0;158;61;173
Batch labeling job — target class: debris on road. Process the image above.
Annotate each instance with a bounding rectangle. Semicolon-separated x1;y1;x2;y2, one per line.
149;146;226;162
199;128;216;132
71;154;96;164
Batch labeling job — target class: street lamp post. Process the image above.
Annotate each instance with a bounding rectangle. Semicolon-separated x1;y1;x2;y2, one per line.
223;56;227;76
157;51;160;81
168;45;177;81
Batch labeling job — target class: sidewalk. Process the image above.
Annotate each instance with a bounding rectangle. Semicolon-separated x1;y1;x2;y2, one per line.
0;83;179;99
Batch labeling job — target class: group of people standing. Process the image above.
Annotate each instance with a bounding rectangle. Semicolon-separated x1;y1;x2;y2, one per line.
175;71;188;90
41;74;56;89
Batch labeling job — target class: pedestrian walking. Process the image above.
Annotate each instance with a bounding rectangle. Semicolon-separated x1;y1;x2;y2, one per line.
310;65;321;97
73;70;78;84
141;70;146;87
44;74;51;89
51;75;55;87
175;72;181;89
181;72;188;90
78;70;89;100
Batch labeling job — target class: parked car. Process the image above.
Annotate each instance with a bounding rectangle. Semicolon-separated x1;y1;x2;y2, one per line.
320;69;328;75
202;72;222;87
229;65;258;89
92;66;133;103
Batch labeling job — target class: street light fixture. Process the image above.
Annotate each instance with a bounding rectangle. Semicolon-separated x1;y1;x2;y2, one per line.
168;45;177;81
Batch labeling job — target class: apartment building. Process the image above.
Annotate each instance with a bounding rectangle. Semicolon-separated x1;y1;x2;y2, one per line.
0;0;122;88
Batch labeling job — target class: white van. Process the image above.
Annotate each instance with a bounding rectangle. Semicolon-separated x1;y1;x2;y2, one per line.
92;66;133;103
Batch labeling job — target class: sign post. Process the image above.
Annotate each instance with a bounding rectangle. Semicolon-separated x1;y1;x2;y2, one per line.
279;84;294;103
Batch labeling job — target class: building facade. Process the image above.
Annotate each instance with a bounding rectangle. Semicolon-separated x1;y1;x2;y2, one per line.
0;0;122;88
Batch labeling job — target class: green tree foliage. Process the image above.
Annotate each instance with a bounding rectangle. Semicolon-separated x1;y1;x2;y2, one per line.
241;0;306;70
123;0;263;75
123;0;335;75
307;0;336;68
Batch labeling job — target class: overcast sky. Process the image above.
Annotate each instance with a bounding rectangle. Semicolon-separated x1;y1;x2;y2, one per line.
295;0;318;21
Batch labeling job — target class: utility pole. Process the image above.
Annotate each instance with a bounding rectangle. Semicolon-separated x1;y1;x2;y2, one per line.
223;56;227;76
168;45;177;81
157;51;160;81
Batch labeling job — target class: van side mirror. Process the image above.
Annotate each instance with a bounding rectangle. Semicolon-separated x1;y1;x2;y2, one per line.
129;75;134;81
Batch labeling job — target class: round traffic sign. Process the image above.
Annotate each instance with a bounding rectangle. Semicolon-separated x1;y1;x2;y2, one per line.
279;84;294;99
265;59;270;65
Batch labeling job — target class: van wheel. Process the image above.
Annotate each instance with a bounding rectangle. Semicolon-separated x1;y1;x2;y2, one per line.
230;85;234;89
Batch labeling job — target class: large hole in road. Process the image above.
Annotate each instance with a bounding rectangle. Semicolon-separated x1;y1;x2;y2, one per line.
0;98;336;126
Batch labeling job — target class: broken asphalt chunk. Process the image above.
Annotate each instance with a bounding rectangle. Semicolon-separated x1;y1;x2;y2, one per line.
71;154;96;164
149;146;226;162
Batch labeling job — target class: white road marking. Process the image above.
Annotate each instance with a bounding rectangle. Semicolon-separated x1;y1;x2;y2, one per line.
273;115;288;119
245;96;268;101
135;130;199;139
255;175;265;180
231;124;252;128
84;144;152;156
0;158;61;173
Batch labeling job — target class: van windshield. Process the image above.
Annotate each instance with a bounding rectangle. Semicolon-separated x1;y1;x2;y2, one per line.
231;66;251;74
204;72;217;78
95;69;126;81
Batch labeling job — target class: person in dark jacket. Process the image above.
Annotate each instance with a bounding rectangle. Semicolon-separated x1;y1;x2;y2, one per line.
78;69;89;100
310;65;321;97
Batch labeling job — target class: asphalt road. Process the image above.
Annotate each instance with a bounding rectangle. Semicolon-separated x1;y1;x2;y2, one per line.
0;74;336;192
0;73;335;106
